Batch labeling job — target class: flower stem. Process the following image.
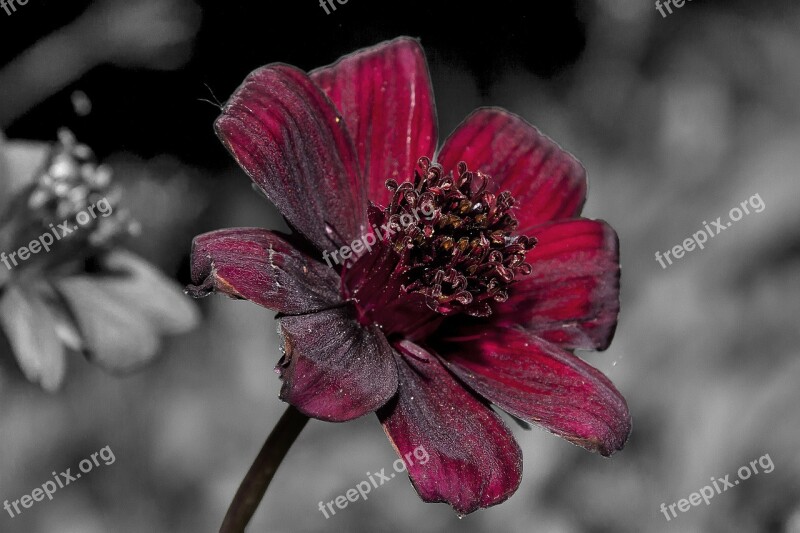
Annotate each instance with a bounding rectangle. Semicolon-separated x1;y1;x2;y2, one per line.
219;405;310;533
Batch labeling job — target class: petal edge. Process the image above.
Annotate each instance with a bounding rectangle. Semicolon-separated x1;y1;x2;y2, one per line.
216;64;367;251
379;341;522;514
277;306;398;422
437;107;587;228
439;328;631;456
189;228;341;314
311;37;438;208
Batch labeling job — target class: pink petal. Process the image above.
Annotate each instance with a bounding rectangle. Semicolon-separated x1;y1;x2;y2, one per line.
437;108;586;229
216;65;366;251
379;341;522;515
311;37;437;208
188;228;341;314
438;328;630;456
277;307;398;422
494;218;620;351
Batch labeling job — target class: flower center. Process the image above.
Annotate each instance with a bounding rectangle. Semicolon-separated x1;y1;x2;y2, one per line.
3;129;139;277
343;157;535;336
26;129;138;248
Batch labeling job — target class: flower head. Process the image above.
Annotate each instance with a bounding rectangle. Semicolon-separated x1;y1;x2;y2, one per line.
0;130;198;390
190;37;630;514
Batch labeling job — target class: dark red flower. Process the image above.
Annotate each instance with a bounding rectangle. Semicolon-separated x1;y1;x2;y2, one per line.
189;37;630;514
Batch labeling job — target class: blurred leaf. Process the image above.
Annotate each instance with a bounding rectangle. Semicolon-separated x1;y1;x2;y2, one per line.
0;284;66;391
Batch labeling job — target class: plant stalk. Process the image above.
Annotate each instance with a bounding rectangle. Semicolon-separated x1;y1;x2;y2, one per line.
219;405;309;533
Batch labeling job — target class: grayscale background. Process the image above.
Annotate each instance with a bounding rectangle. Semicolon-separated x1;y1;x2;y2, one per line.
1;0;798;531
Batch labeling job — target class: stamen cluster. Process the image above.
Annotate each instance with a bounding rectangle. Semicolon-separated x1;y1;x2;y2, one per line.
380;157;536;317
26;129;139;248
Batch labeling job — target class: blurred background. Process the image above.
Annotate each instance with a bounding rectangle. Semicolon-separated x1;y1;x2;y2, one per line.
1;0;799;531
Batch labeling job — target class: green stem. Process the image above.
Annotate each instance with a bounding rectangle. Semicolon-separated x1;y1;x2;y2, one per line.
219;405;310;533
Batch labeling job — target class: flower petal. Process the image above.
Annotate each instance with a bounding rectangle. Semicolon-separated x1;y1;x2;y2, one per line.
437;108;586;229
277;306;398;422
56;251;195;374
100;250;199;334
0;137;49;215
379;341;522;515
311;37;437;208
216;64;366;252
438;328;630;456
56;277;162;374
188;228;341;314
0;285;66;391
494;218;620;351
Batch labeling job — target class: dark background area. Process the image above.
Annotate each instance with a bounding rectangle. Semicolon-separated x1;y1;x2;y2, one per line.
2;0;590;166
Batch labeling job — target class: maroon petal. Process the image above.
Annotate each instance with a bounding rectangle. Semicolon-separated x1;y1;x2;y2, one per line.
311;37;437;208
379;341;522;515
277;307;398;422
438;328;630;457
216;64;366;251
494;218;620;351
188;228;341;314
437;108;586;229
